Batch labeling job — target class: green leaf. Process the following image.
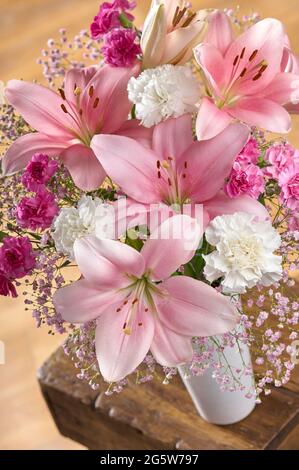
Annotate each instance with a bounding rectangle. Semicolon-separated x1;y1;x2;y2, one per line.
184;251;206;279
125;230;144;252
29;232;42;240
59;260;72;269
258;193;265;205
184;262;196;278
0;231;8;242
119;12;133;29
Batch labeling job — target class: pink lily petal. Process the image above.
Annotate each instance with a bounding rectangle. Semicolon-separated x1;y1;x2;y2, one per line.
53;279;124;324
5;80;76;139
81;64;139;136
116;119;154;148
141;214;202;281
64;66;98;104
281;46;299;74
229;97;291;134
204;11;233;56
95;302;155;382
225;18;285;94
91;134;161;204
184;122;250;202
195;97;232;141
1;132;68;176
157;276;238;336
115;198;177;237
260;72;299;105
74;236;145;288
150;318;193;367
60;144;106;191
152;114;193;161
194;43;229;95
112;198;153;238
204;191;269;221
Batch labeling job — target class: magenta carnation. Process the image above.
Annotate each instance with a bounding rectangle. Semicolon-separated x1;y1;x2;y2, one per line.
90;3;120;39
90;1;135;39
225;162;265;199
237;137;260;165
16;191;59;231
0;236;36;279
279;162;299;210
101;28;141;67
0;273;17;298
21;153;58;192
114;0;136;9
265;143;299;178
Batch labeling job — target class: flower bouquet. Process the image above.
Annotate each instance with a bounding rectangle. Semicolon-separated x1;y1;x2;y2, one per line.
0;0;298;425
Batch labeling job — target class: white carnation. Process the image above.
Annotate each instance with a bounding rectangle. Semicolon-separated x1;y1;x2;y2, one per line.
127;64;200;127
52;196;114;260
203;213;282;294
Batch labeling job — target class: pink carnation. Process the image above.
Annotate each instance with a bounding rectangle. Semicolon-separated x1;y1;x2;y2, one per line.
101;28;141;67
265;143;299;178
16;191;59;231
90;0;135;39
0;273;17;298
288;214;299;231
225;162;265;199
90;3;120;39
114;0;136;9
22;153;58;192
279;162;299;210
237;137;260;165
0;236;36;279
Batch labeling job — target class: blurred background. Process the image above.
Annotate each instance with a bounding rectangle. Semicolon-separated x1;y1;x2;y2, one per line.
0;0;298;450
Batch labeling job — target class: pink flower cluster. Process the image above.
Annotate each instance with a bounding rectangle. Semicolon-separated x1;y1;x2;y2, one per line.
16;154;59;231
16;191;59;231
90;1;140;67
90;0;135;38
265;143;299;178
279;162;299;211
225;139;265;199
0;236;36;298
21;153;58;192
265;143;299;210
237;138;260;165
101;28;141;67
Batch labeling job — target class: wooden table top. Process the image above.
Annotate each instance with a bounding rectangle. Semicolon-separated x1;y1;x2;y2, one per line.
39;346;299;450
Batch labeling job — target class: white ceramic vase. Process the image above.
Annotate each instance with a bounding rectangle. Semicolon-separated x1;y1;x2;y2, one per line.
179;327;256;425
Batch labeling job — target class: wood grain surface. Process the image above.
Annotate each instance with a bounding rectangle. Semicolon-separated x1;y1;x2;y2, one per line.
0;0;299;450
39;347;299;450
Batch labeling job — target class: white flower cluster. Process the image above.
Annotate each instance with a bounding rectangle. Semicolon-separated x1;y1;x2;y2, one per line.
52;196;114;260
203;213;283;294
128;64;200;127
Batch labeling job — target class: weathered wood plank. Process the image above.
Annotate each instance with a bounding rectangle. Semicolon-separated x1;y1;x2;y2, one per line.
38;347;299;450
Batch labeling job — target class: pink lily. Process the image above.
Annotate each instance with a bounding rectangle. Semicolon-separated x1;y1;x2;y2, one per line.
91;114;268;230
54;215;238;382
2;65;151;191
140;0;209;68
195;14;299;140
280;35;299;114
